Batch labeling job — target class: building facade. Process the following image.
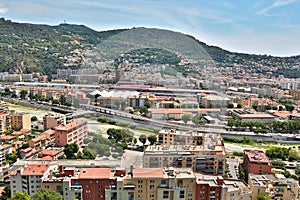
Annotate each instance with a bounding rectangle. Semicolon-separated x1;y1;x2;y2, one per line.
54;118;88;147
249;173;299;200
243;150;272;179
11;112;31;130
144;132;226;175
43;113;66;131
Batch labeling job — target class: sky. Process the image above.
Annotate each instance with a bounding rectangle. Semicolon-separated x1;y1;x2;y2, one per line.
0;0;300;56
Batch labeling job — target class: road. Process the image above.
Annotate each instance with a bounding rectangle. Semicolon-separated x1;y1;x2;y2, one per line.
226;157;240;179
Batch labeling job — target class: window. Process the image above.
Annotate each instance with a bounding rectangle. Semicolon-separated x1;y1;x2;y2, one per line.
179;190;185;198
163;191;169;199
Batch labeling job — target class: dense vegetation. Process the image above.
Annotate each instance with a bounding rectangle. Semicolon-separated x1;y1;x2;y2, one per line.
0;18;124;77
227;119;300;134
266;146;299;161
1;18;300;78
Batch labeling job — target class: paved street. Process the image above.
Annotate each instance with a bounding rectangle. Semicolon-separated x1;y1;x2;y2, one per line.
226;157;240;179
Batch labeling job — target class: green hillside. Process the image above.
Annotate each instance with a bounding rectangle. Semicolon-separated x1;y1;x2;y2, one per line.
0;18;300;78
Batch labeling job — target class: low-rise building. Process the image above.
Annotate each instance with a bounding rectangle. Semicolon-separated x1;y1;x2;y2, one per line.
249;173;299;200
38;149;63;160
230;110;276;123
0;135;16;143
28;135;50;151
195;173;252;200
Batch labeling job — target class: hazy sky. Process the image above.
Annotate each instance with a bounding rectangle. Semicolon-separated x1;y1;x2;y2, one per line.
1;0;300;56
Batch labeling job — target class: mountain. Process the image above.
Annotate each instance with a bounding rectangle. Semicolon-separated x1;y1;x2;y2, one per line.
0;18;300;78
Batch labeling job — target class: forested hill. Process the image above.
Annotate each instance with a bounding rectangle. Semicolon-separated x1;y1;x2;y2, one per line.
0;18;300;78
0;18;125;76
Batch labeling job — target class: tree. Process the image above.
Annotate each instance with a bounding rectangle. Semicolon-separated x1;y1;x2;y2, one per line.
11;192;30;200
181;114;191;124
82;148;96;159
237;104;243;108
133;138;137;144
139;134;147;145
192;114;203;126
139;106;148;114
59;95;66;105
147;135;157;145
4;87;10;94
227;103;234;108
31;189;63;200
63;143;79;159
20;90;28;99
52;99;59;105
6;152;18;164
288;149;299;161
257;193;272;200
31;116;38;121
0;185;11;200
252;104;258;111
144;101;151;108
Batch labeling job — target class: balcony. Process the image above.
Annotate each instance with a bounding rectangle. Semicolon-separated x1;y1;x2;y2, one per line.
123;185;135;190
71;184;83;192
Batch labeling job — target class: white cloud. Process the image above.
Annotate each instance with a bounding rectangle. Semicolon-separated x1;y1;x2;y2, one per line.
0;4;7;14
259;0;298;15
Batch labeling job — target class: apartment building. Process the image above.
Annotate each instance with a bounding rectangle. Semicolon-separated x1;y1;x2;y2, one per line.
0;112;11;133
43;113;66;131
10;164;55;196
0;144;11;167
144;132;226;175
11;112;31;130
195;173;252;200
106;167;196;200
249;173;299;200
243;150;272;179
157;129;205;146
28;129;55;151
77;168;115;200
41;167;115;200
201;95;230;108
54;118;88;147
10;160;252;200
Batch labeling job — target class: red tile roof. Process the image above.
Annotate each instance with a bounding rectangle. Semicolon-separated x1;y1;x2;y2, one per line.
22;164;51;176
55;118;86;131
39;149;60;156
1;135;16;140
40;156;53;161
79;168;111;179
133;168;164;178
